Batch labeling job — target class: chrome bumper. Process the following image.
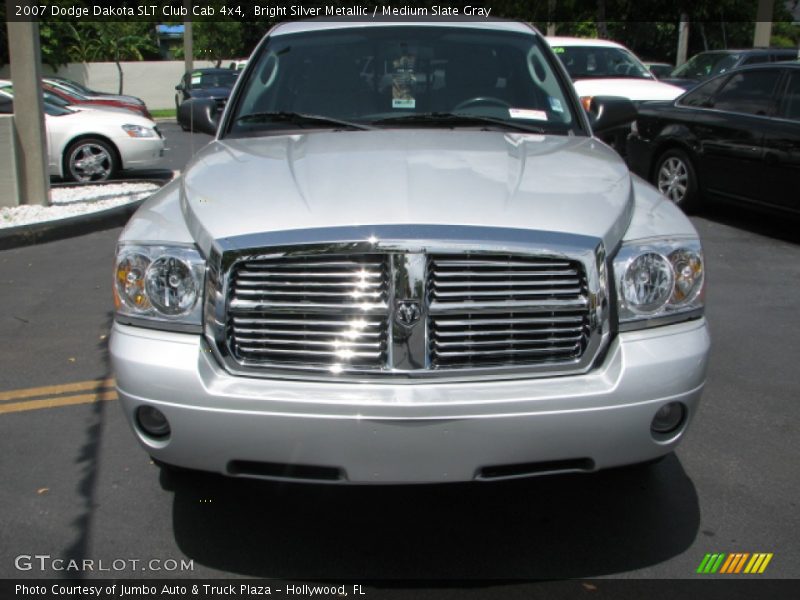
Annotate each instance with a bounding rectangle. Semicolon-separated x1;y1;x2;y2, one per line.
110;318;710;484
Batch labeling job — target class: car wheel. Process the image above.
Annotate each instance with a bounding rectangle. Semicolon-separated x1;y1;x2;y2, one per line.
654;148;699;212
64;138;117;183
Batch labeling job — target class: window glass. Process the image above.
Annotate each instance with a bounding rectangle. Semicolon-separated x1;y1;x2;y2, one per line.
678;76;727;107
552;45;652;79
189;70;238;89
781;73;800;121
742;55;768;65
711;70;781;115
230;27;579;136
672;52;741;79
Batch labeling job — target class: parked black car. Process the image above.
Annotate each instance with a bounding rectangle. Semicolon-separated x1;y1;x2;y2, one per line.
175;68;239;130
627;63;800;214
662;48;799;90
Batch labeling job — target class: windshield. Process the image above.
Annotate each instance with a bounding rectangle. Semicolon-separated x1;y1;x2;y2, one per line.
190;70;239;89
671;52;741;79
551;45;653;79
226;26;579;137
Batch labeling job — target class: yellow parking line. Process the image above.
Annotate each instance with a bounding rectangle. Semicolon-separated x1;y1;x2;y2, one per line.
0;378;115;402
0;390;118;415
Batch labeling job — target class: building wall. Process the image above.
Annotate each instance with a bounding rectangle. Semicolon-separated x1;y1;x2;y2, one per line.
0;60;219;111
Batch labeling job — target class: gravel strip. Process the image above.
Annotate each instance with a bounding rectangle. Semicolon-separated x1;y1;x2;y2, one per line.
0;182;161;229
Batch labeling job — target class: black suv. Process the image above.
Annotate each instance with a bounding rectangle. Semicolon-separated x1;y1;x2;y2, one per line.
662;48;799;90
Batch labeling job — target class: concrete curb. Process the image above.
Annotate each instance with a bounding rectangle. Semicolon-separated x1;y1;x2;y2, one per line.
0;178;169;251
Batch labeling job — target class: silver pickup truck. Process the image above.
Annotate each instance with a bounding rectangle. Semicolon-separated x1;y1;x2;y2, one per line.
110;20;709;484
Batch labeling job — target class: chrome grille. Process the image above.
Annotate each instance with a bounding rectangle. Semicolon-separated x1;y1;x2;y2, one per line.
227;255;390;368
428;254;591;368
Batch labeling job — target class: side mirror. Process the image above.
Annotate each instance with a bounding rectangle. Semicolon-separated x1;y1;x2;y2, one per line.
179;98;219;135
175;84;183;91
587;96;637;135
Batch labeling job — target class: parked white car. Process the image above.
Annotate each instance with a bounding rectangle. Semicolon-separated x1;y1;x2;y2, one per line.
0;88;164;182
547;37;684;104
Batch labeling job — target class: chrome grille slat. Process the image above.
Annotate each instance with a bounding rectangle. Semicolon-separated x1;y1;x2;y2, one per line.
433;278;581;288
432;286;583;298
233;327;383;338
235;337;383;349
434;335;583;348
431;259;573;268
435;326;584;337
435;315;584;327
243;261;384;269
234;288;385;298
434;345;580;358
234;273;381;287
232;316;384;328
428;299;588;313
432;269;579;278
227;254;390;368
229;300;388;312
237;346;384;358
428;253;591;369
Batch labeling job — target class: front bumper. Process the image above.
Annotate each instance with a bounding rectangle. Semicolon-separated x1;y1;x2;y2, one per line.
110;319;710;484
116;136;166;170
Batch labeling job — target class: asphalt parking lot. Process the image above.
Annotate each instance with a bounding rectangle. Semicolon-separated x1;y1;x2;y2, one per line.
1;123;798;592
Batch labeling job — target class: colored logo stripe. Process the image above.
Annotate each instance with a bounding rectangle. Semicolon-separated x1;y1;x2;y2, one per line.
697;553;773;574
697;553;726;573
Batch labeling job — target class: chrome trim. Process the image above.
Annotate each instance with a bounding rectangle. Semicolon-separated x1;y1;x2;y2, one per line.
114;316;203;335
618;309;704;332
203;225;610;383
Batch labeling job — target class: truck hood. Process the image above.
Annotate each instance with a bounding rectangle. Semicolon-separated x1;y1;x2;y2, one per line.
572;78;684;101
181;130;633;254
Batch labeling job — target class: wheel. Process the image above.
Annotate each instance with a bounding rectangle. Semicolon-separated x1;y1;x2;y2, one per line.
177;98;190;131
453;96;511;111
63;138;117;182
653;148;700;212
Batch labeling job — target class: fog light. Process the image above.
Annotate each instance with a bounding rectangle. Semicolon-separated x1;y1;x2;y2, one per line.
136;406;171;438
651;402;685;435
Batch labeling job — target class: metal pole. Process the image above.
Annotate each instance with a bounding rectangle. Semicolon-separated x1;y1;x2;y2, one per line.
753;0;774;48
6;18;49;206
184;0;194;73
676;15;690;67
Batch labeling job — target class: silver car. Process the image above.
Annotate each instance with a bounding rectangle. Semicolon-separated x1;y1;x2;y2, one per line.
110;20;710;484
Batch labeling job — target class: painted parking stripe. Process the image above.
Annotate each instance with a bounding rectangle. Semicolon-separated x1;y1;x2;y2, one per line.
0;377;115;402
0;390;118;415
0;378;117;414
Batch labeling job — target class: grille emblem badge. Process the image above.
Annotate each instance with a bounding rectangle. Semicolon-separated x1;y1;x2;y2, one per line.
395;300;421;328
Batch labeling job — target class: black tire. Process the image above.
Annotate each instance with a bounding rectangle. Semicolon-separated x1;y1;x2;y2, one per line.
63;138;117;183
177;101;190;131
653;148;700;212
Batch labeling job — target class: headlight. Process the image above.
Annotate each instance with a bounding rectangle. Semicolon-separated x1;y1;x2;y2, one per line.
614;238;704;329
114;244;205;330
122;124;156;138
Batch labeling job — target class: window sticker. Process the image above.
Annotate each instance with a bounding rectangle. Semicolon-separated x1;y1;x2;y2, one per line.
509;108;548;121
190;72;202;86
392;54;416;109
548;97;564;113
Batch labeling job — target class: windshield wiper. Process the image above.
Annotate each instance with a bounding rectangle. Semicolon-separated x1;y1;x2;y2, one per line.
371;112;547;134
235;111;373;131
